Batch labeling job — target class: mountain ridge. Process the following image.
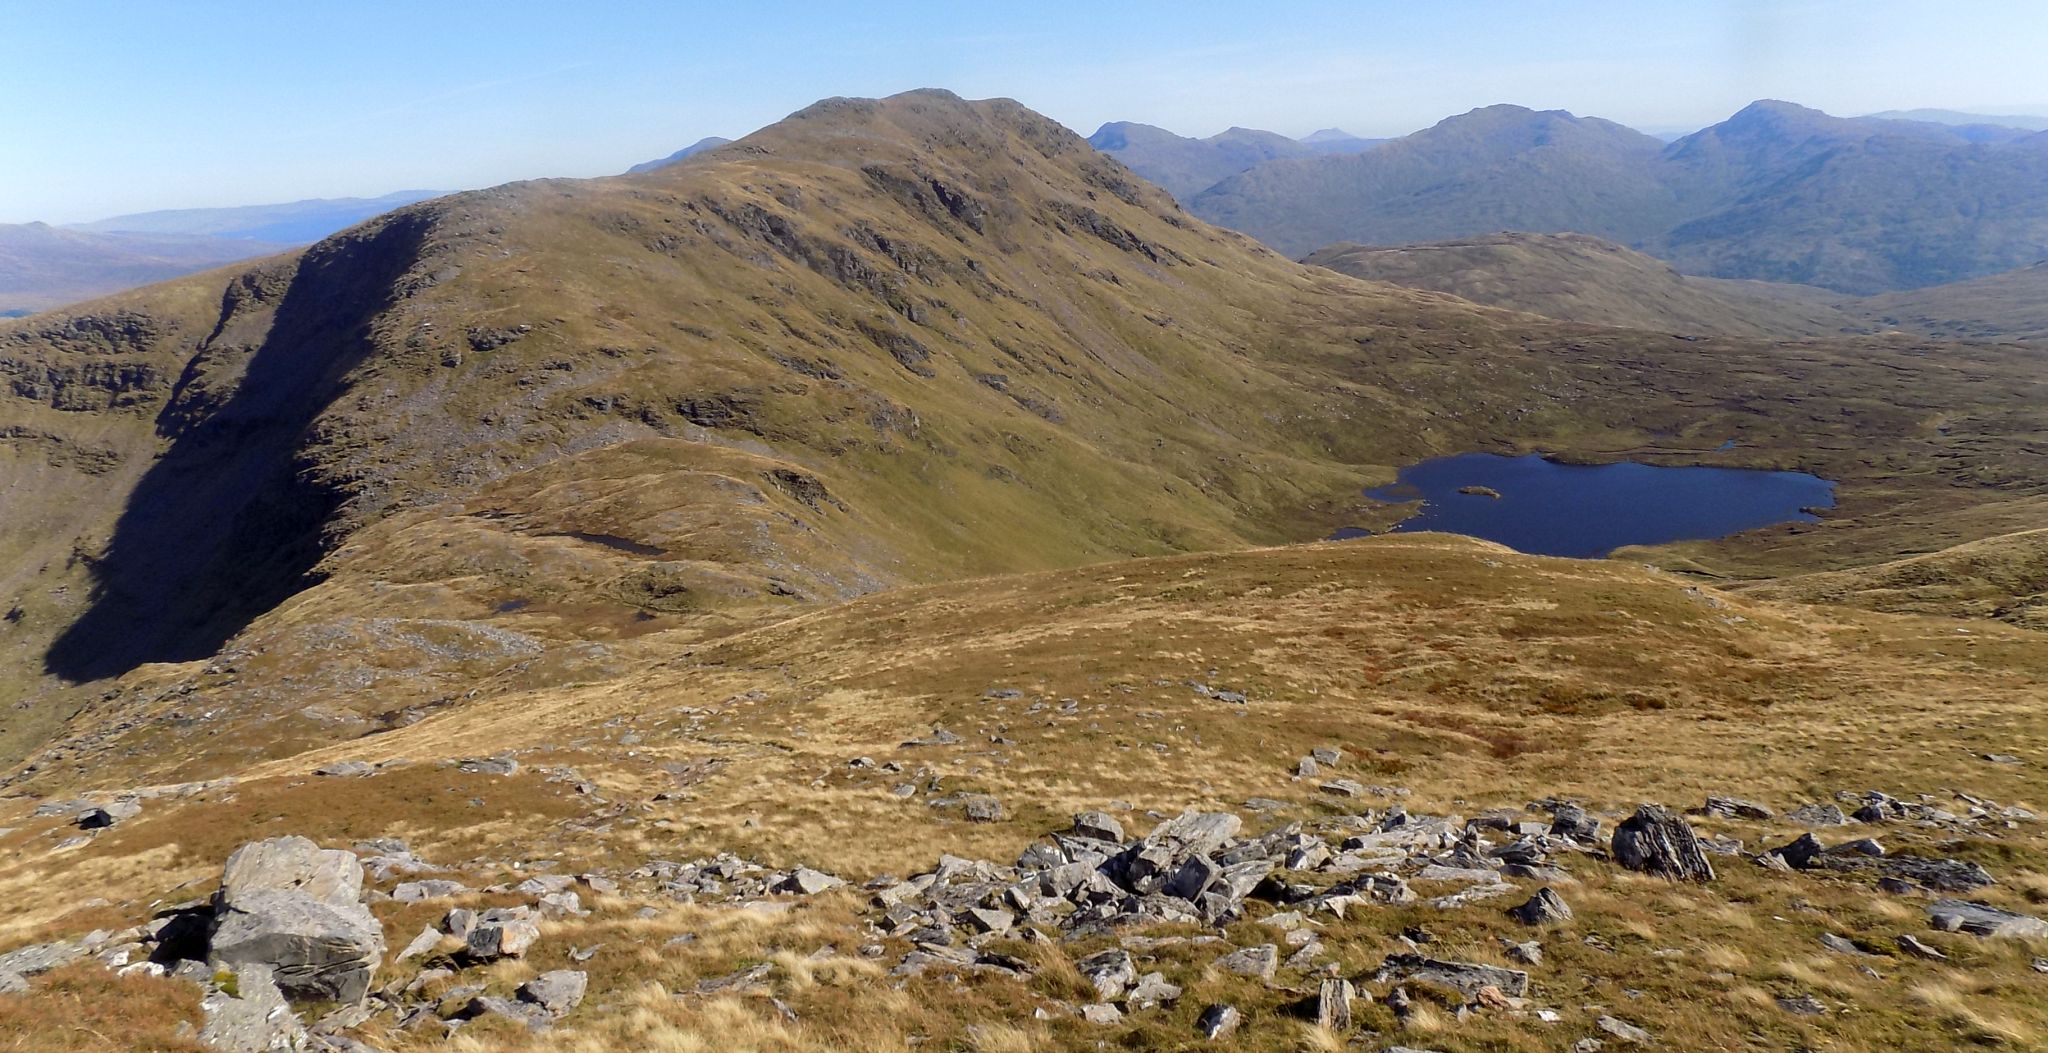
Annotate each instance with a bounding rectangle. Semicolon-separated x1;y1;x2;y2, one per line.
1187;99;2048;292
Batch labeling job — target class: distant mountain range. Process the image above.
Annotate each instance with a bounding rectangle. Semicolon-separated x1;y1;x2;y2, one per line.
2;191;443;314
1083;122;1381;200
1307;230;2048;342
73;190;442;243
626;136;734;173
1862;108;2048;132
1099;100;2048;294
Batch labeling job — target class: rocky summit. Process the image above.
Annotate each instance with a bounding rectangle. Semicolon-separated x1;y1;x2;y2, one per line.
2;83;2048;1053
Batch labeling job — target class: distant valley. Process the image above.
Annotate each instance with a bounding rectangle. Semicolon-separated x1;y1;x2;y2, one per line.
0;191;441;315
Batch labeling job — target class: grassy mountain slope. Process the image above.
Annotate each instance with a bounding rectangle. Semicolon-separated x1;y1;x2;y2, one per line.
1190;100;2048;293
7;536;2048;1049
1746;527;2048;627
1853;260;2048;341
1303;232;1863;339
6;89;2048;781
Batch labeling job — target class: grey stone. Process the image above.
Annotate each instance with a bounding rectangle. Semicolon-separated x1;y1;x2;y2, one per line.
0;940;86;977
1216;943;1277;979
1702;796;1774;821
1319;779;1366;798
455;756;519;776
461;994;552;1031
1374;953;1529;998
778;867;844;895
1818;933;1873;956
962;795;1005;823
1296;755;1320;778
199;963;306;1053
1076;949;1137;1001
1549;802;1602;843
76;800;142;829
1611;804;1714;882
536;891;584;918
465;916;541;959
1508;887;1573;925
1196;1003;1241;1039
1125;971;1182;1010
395;926;441;963
1311;746;1343;766
1765;832;1826;869
1316;977;1356;1029
1079;1002;1123;1025
518;969;588;1016
1787;803;1851;827
1928;899;2048;939
313;761;373;778
1071;811;1124;843
1596;1015;1653;1044
0;972;25;995
208;837;383;1005
391;880;467;902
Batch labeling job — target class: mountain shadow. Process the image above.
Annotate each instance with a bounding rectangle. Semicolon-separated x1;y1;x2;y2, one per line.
44;210;431;681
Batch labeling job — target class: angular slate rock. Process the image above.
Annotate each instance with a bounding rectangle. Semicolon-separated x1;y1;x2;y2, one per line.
1928;899;2048;939
207;836;384;1004
1611;805;1714;882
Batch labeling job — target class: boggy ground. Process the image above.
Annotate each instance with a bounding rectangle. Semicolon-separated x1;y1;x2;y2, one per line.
3;534;2047;1050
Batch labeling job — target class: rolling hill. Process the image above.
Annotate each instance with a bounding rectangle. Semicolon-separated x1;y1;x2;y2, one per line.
5;89;2048;1052
1189;100;2048;293
1303;232;1863;339
1850;259;2048;341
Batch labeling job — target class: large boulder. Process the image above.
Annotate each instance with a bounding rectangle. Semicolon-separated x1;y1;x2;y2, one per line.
207;836;384;1004
1611;805;1715;883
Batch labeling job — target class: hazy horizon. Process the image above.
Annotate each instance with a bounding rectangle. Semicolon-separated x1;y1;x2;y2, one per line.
5;0;2046;224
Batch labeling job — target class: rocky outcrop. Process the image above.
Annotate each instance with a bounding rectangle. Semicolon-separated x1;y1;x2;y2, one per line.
207;837;385;1004
1611;805;1715;882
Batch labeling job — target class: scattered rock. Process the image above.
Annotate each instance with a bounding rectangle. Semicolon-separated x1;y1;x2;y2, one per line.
1928;899;2048;939
1315;977;1356;1029
465;909;541;960
1596;1014;1653;1044
1374;953;1529;998
76;800;141;829
1196;1003;1241;1040
1215;943;1277;980
1611;805;1715;882
1508;887;1573;925
1076;949;1137;1001
778;868;845;895
1079;1002;1123;1025
1071;811;1124;843
1701;796;1774;821
1777;994;1828;1016
1786;803;1851;827
518;969;588;1016
455;756;519;776
314;761;373;778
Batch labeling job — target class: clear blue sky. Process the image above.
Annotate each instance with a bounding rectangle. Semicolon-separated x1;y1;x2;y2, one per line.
4;0;2046;223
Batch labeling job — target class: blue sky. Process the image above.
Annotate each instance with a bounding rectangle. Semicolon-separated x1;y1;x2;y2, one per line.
4;0;2046;223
